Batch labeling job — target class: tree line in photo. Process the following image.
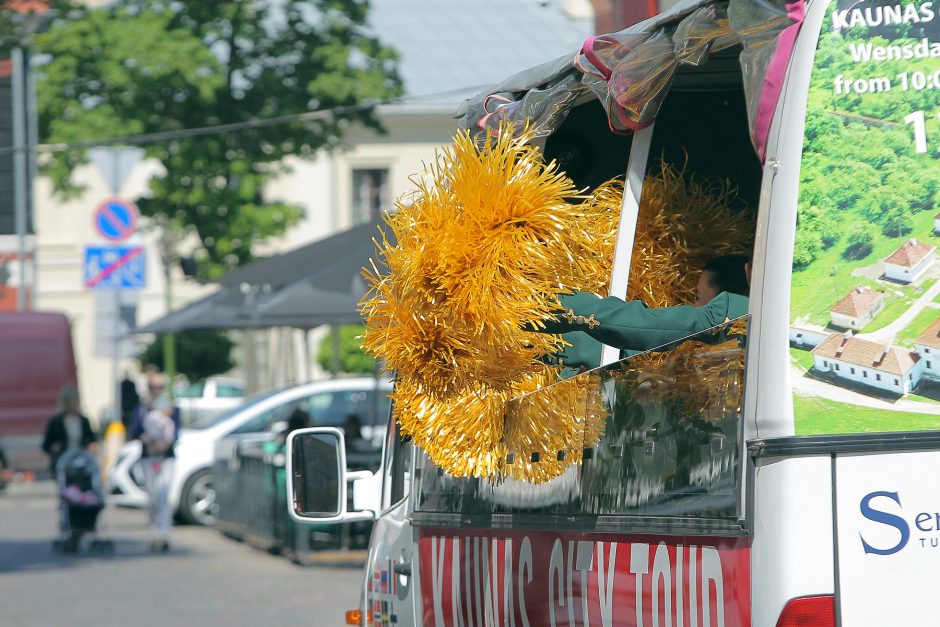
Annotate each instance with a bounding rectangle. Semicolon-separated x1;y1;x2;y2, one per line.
795;15;940;271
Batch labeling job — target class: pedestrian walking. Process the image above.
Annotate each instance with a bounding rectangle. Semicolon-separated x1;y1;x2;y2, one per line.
120;370;140;430
129;373;180;553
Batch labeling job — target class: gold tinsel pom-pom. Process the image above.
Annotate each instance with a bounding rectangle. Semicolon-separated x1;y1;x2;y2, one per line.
610;162;753;435
361;124;619;480
629;160;753;308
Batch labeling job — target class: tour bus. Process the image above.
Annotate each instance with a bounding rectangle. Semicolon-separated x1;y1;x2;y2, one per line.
287;1;940;625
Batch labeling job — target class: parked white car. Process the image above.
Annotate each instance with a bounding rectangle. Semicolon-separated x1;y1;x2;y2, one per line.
106;377;392;525
174;376;246;428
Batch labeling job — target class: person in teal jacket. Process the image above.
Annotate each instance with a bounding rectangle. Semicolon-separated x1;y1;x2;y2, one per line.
538;254;751;371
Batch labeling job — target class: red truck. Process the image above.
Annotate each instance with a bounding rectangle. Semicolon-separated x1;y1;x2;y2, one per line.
0;311;78;479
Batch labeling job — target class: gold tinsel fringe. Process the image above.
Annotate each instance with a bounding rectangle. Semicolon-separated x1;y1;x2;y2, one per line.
361;135;753;482
361;124;619;480
629;160;753;307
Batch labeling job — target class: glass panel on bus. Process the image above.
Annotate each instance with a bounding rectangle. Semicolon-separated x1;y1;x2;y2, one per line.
413;316;748;519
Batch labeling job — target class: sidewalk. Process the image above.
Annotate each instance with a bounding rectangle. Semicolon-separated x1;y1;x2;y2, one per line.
2;478;57;499
0;481;364;627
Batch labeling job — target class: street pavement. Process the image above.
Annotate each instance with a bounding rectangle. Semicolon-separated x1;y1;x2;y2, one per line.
0;481;365;627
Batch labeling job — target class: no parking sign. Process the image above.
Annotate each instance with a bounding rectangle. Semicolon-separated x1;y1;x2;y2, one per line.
93;199;139;242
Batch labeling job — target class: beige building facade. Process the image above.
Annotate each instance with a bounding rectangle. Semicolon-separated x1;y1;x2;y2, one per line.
19;1;594;422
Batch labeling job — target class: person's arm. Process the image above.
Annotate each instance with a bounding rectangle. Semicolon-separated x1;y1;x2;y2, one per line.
170;407;181;444
538;291;743;353
42;415;64;456
80;416;98;453
81;416;98;444
128;406;144;441
540;331;604;372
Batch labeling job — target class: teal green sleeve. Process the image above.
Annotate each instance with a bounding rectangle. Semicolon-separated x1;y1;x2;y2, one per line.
540;291;747;353
540;331;603;373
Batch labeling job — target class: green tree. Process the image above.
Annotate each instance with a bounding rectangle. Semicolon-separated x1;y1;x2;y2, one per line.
141;330;235;381
34;1;401;277
792;232;821;270
843;225;875;260
881;207;913;238
0;1;80;52
317;325;375;374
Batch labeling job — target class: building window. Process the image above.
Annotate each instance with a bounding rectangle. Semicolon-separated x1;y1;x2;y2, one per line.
822;360;828;367
895;378;900;386
835;364;840;371
876;374;881;381
352;168;390;225
850;367;856;375
863;370;868;378
929;361;933;369
926;348;931;354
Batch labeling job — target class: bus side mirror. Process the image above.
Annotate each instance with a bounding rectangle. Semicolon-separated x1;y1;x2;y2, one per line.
285;427;376;524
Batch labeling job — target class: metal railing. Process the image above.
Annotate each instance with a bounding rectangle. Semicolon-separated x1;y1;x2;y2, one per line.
213;435;373;564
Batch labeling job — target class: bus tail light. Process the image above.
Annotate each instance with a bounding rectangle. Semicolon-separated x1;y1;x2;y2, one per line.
776;595;835;627
345;609;370;625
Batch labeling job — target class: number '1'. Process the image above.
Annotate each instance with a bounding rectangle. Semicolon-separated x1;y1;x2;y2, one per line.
904;110;939;154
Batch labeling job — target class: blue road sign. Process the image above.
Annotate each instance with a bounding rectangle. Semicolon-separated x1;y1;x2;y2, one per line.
84;246;146;290
94;199;139;242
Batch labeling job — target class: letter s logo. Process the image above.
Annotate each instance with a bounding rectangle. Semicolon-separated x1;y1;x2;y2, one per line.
859;491;909;556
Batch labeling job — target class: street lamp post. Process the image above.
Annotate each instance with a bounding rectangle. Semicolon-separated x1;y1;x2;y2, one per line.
9;8;55;311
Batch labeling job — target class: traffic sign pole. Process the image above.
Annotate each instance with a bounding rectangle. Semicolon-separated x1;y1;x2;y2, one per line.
94;199;139;242
163;263;176;399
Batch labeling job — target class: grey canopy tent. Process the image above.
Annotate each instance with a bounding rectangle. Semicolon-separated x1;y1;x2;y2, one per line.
133;220;390;334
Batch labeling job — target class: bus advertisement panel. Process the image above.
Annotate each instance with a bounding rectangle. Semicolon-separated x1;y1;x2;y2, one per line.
790;0;940;434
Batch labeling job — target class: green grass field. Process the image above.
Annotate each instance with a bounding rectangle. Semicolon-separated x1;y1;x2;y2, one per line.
895;307;940;346
905;392;940;406
861;289;917;333
789;347;815;372
794;394;940;434
791;210;939;327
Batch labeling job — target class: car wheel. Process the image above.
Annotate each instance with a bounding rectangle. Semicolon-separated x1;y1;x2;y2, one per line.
179;469;216;526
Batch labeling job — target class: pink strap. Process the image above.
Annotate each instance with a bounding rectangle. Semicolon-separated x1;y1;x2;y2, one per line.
579;35;614;80
477;94;514;132
752;0;805;160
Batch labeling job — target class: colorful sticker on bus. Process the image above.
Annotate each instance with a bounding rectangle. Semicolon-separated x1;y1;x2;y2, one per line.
418;529;751;627
791;0;940;434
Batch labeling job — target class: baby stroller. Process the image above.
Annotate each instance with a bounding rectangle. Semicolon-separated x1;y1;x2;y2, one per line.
52;449;113;554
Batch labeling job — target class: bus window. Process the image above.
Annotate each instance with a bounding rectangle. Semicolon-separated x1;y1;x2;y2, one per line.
413;316;748;525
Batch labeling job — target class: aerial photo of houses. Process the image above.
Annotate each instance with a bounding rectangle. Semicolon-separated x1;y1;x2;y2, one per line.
789;11;940;435
790;232;940;433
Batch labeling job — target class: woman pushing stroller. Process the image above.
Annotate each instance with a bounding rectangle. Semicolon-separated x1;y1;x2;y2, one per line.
42;387;108;553
42;386;97;474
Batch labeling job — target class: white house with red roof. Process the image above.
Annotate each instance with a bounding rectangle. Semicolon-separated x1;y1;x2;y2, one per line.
812;331;922;394
829;286;886;330
883;238;936;283
789;324;829;348
916;317;940;380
